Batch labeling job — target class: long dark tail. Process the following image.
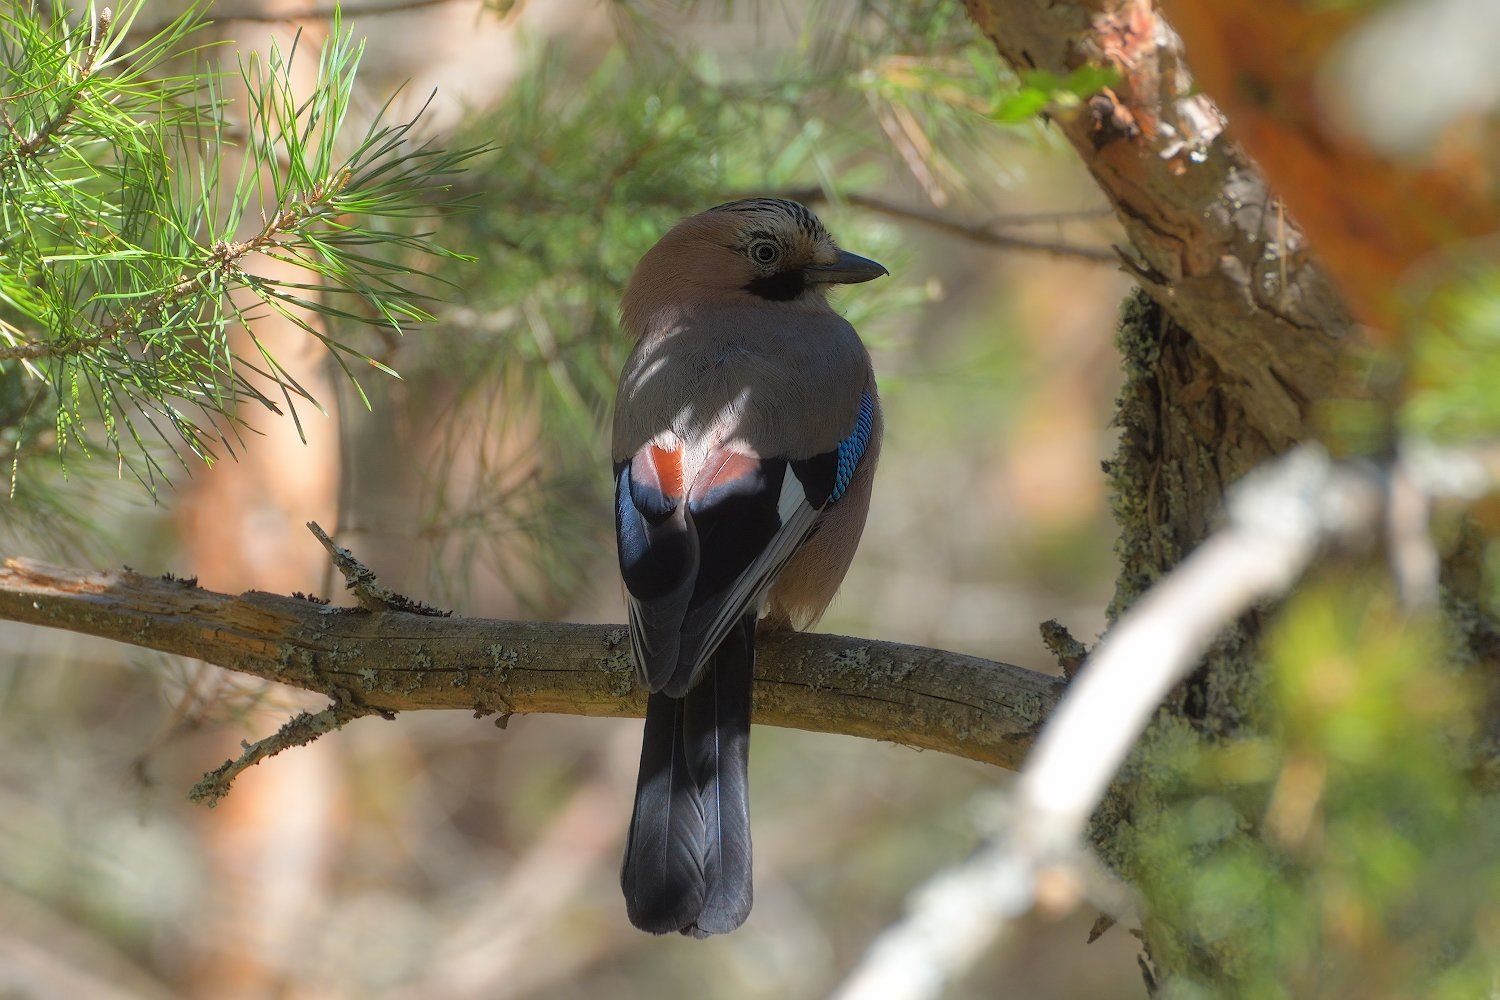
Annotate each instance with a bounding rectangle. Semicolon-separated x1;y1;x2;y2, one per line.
621;615;755;936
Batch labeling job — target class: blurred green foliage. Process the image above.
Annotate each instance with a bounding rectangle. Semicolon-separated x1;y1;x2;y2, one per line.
1403;260;1500;442
988;66;1120;124
1124;579;1500;998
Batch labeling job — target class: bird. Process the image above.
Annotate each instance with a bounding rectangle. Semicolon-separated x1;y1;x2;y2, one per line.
612;197;886;937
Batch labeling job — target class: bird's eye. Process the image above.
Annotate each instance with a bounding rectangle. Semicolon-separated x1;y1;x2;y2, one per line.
750;241;779;265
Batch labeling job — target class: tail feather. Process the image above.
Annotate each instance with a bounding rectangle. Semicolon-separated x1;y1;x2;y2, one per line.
621;616;756;937
621;692;706;933
682;615;754;936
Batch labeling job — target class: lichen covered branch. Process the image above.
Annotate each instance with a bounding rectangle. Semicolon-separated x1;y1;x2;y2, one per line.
188;701;382;807
0;558;1064;773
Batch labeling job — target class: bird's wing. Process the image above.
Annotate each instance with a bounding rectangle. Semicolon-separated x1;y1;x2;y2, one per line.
616;389;878;698
616;444;698;689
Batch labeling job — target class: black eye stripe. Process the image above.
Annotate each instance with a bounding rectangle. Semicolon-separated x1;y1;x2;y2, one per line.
744;269;804;301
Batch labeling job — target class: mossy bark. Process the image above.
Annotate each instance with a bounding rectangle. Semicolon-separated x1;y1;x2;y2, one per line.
1093;291;1277;985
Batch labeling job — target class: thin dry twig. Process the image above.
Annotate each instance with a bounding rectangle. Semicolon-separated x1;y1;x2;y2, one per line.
307;520;451;615
778;187;1121;264
187;700;381;806
211;0;473;22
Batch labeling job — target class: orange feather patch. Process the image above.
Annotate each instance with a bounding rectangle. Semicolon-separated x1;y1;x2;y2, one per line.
646;444;685;500
693;450;759;496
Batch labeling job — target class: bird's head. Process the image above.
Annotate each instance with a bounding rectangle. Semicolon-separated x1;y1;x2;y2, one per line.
623;198;888;326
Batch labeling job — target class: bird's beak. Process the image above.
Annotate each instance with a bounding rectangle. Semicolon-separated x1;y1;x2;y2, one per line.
805;250;889;285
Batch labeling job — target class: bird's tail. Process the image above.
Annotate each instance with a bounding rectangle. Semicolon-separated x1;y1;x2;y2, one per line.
621;615;755;937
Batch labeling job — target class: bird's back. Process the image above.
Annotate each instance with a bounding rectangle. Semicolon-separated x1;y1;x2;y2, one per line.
612;300;872;471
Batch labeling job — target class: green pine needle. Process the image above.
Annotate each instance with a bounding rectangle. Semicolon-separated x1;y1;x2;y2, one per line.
0;0;486;491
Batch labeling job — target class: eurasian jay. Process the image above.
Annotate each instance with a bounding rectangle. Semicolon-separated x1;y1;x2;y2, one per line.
613;198;886;936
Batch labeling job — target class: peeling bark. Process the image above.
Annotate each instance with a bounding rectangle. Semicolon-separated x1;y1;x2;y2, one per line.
1163;1;1500;333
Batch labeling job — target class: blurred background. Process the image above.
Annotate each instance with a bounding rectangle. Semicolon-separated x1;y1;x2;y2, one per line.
0;0;1145;995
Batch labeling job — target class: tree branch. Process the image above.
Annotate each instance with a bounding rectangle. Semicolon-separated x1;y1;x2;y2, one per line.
0;558;1064;773
777;188;1121;264
187;700;381;807
209;0;475;22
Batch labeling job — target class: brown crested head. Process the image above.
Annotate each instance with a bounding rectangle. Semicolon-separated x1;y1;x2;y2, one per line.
622;198;887;333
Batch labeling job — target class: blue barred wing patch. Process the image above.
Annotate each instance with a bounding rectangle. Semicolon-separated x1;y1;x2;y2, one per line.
830;390;875;503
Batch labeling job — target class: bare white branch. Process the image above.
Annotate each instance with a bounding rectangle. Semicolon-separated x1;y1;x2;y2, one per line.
833;440;1500;1000
1012;445;1376;858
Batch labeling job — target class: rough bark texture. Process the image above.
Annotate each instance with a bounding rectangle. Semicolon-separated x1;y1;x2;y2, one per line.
960;0;1350;985
964;0;1360;456
0;558;1062;771
1106;289;1266;727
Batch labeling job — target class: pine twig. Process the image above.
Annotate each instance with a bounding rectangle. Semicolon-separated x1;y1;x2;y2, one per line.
0;174;358;364
0;9;109;168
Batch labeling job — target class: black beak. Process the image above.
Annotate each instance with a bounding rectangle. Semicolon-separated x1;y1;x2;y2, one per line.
804;250;889;285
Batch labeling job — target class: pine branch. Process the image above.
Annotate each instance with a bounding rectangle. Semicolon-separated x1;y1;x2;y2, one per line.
0;9;108;167
0;170;362;365
0;3;486;478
